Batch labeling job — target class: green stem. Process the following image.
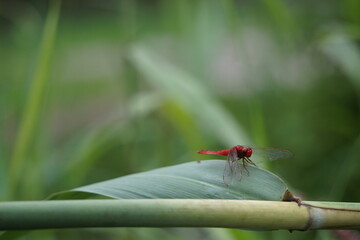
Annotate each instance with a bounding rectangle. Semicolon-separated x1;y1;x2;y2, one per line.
0;199;360;231
8;0;61;198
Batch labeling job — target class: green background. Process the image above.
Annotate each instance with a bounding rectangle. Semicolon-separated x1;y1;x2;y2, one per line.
1;0;359;239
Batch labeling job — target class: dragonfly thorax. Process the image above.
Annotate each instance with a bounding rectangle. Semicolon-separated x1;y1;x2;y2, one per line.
235;145;252;158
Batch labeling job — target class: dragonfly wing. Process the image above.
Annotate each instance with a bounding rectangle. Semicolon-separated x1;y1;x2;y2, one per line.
223;160;234;186
227;147;238;161
223;147;242;186
231;160;242;181
252;147;294;161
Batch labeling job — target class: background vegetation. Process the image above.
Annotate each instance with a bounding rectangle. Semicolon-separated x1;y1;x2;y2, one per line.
1;0;359;239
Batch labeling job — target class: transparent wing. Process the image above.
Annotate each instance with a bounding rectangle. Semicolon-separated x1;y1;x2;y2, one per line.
223;160;234;186
227;146;238;162
231;160;242;181
223;147;242;186
223;160;242;186
252;147;294;161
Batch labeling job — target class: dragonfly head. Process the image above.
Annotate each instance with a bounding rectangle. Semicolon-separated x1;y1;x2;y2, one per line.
243;147;253;158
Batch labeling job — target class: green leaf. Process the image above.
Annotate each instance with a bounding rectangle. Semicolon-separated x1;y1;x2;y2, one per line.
129;45;250;146
52;160;288;201
321;32;360;88
8;0;61;199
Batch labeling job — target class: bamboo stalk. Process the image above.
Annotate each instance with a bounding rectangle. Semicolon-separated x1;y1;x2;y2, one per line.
0;200;359;231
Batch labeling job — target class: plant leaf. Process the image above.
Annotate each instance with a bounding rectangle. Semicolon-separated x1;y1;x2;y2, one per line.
51;160;288;201
129;45;250;146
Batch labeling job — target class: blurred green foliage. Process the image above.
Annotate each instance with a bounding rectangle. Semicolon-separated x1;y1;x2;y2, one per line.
0;0;359;239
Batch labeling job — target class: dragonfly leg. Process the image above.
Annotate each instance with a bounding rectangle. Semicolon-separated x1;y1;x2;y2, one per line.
245;157;256;166
242;158;250;176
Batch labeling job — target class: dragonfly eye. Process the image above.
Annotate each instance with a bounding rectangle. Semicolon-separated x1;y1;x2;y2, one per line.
245;148;252;157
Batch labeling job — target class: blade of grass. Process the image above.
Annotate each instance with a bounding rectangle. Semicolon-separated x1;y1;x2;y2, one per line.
61;92;163;187
321;32;360;90
8;0;61;198
129;44;250;146
161;101;206;161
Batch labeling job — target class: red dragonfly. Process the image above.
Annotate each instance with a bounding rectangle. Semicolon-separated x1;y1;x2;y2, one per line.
197;145;293;186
